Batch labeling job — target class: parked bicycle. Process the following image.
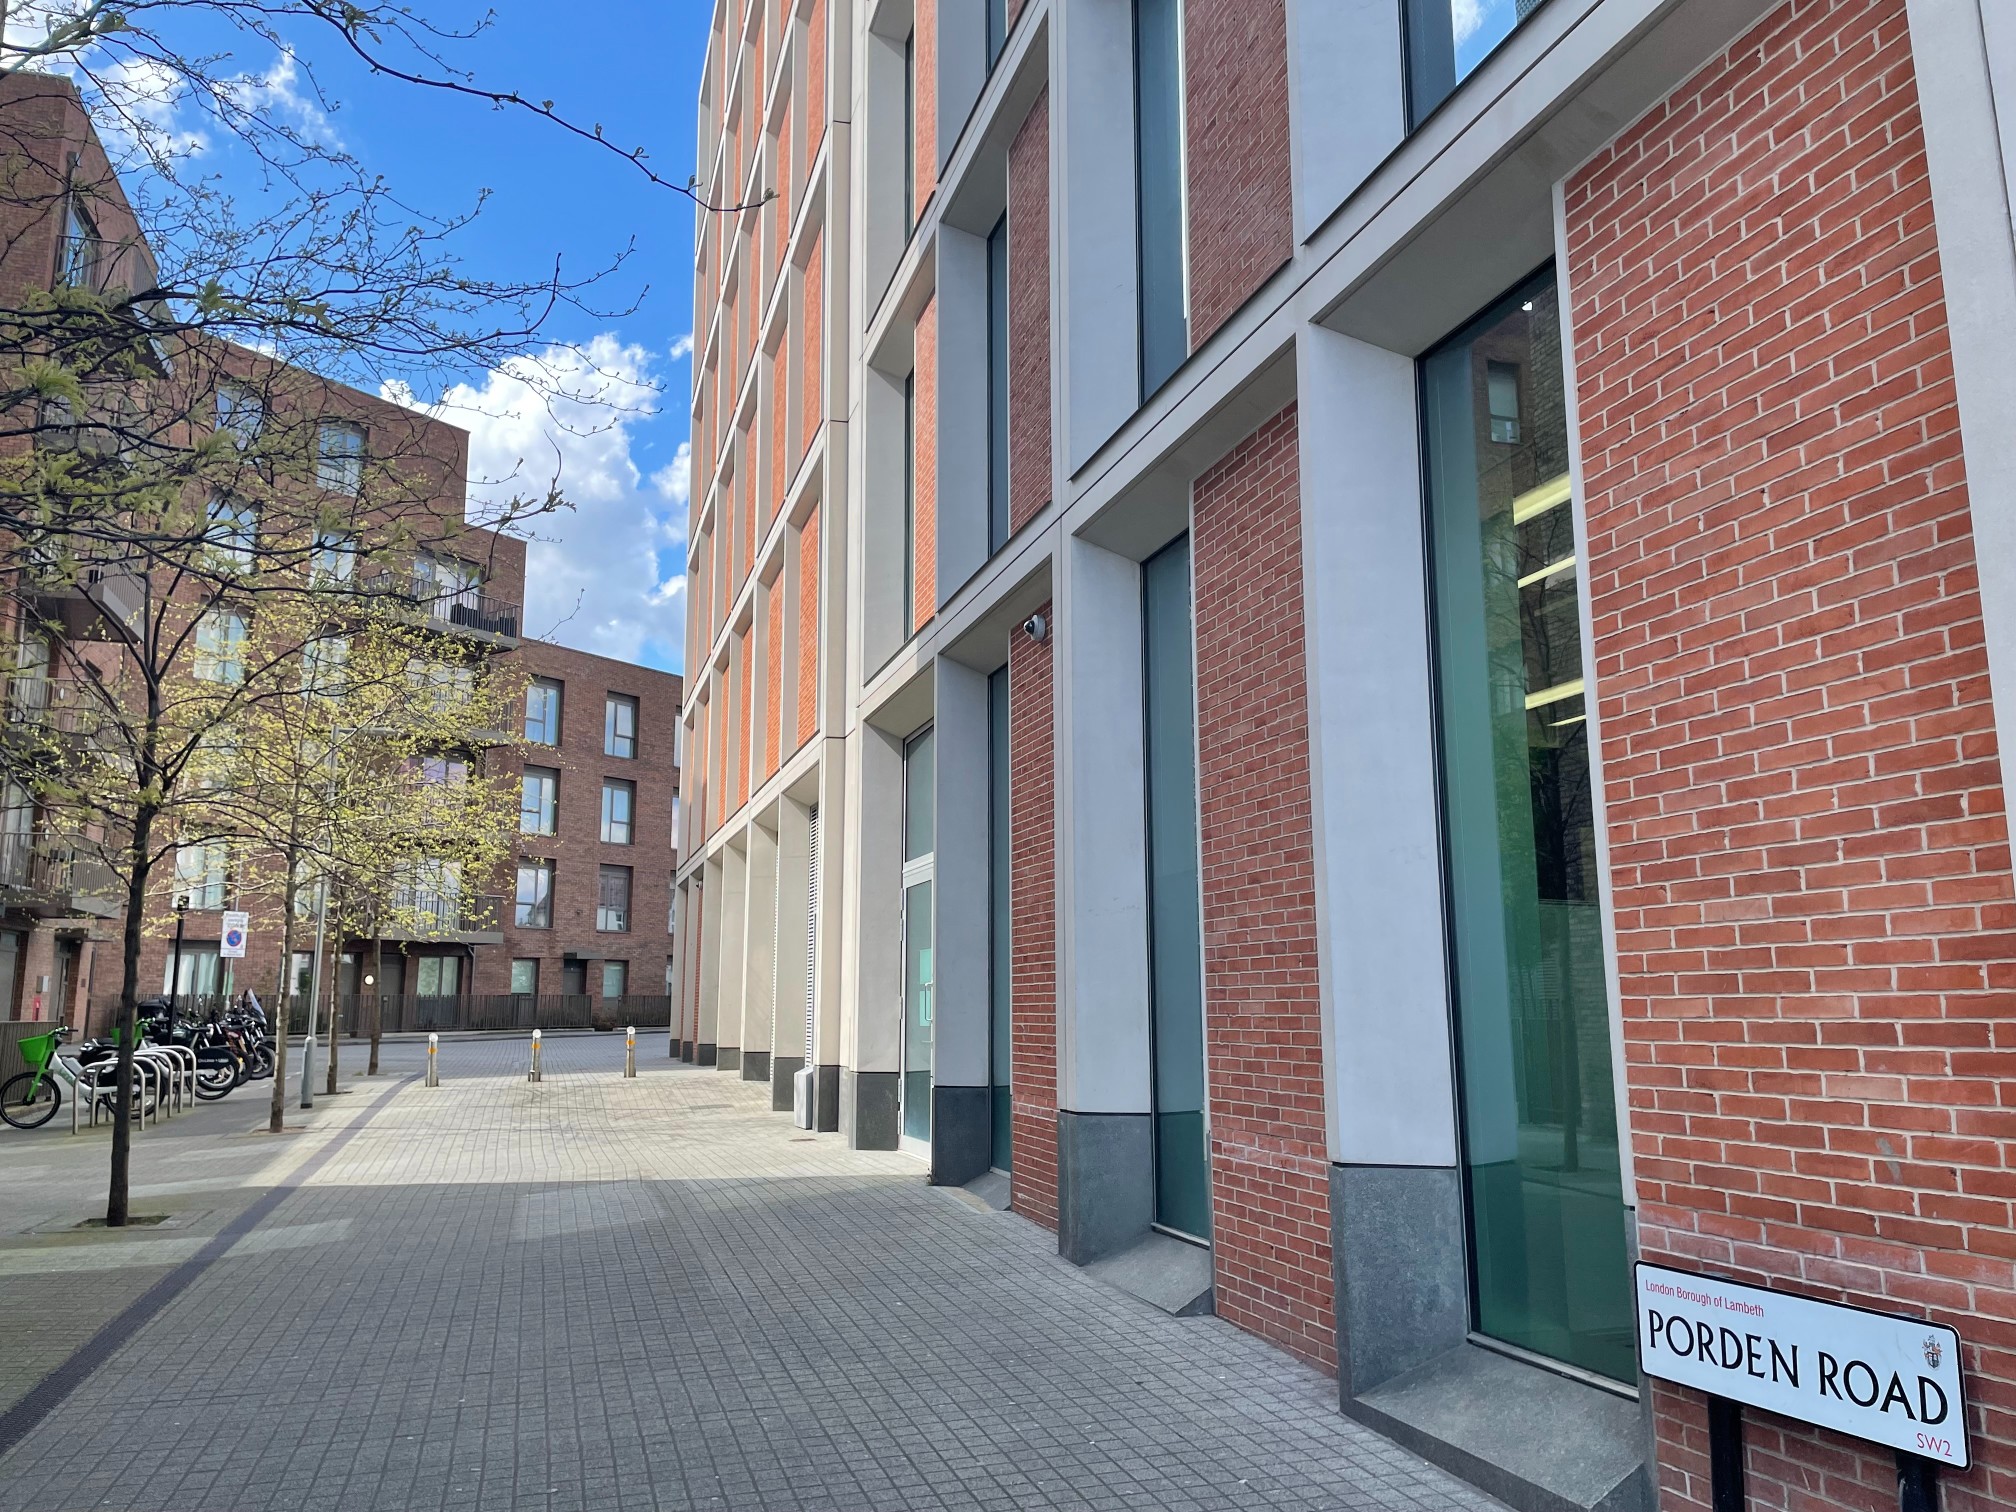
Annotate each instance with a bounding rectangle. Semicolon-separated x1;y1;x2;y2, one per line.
0;1025;168;1130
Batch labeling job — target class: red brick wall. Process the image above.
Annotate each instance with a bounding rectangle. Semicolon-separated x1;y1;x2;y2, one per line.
796;506;820;749
913;296;938;631
1007;0;1029;25
1568;1;2016;1505
1010;600;1059;1230
765;581;783;780
1191;403;1334;1373
807;0;826;158
736;630;752;810
712;684;728;836
1007;90;1051;533
802;227;823;462
740;430;756;584
1182;0;1291;350
913;0;937;219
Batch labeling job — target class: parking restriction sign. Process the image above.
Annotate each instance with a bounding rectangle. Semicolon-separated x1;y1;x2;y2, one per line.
219;910;250;959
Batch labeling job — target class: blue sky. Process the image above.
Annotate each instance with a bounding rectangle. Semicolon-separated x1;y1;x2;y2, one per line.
27;0;716;674
310;0;714;674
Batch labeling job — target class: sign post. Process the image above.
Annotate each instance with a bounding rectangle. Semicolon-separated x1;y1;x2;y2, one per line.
1637;1263;1964;1510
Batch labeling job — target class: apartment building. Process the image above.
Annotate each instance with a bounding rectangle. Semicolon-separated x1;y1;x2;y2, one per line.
0;72;684;1040
680;0;2016;1507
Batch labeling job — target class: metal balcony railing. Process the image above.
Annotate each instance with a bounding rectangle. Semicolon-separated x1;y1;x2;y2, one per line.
4;676;110;738
361;571;521;641
0;830;116;908
382;889;506;938
57;234;154;299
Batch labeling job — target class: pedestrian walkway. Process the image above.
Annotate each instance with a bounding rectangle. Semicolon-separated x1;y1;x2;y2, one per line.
0;1035;1505;1511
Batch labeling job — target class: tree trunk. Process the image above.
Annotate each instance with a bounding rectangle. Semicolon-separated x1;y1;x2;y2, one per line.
268;857;299;1134
105;805;156;1228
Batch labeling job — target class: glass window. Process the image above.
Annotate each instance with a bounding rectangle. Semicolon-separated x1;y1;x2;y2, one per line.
193;611;246;684
986;0;1008;67
903;726;934;861
903;372;917;638
1143;536;1208;1239
597;865;632;933
604;694;638;758
670;792;682;848
988;666;1012;1171
520;767;558;835
419;754;468;785
904;29;917;229
174;841;227;910
300;635;348;698
1134;0;1189;398
602;959;627;998
514;861;553;928
1406;0;1549;125
408;658;474;713
311;531;356;584
59;195;97;286
415;956;461;997
1421;271;1630;1383
290;951;314;1000
204;498;258;572
163;944;222;998
668;876;677;933
526;679;563;744
987;214;1010;554
216;384;263;449
415;552;482;614
601;779;636;844
510;958;539;996
316;421;366;494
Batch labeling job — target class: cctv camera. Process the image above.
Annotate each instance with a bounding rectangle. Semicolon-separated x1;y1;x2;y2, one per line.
1022;613;1049;643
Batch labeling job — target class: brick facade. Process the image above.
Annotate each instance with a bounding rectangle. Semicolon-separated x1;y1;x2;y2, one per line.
1182;0;1292;351
765;581;784;780
913;0;936;219
807;0;826;160
1191;403;1335;1373
1007;90;1051;534
1009;600;1059;1230
1567;0;2016;1504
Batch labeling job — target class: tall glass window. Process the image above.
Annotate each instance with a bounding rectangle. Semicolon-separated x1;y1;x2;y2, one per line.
901;727;936;1146
1421;271;1631;1383
1134;0;1188;399
1406;0;1550;125
987;214;1011;555
903;372;918;638
988;666;1012;1171
986;0;1008;68
1143;536;1207;1240
525;678;563;744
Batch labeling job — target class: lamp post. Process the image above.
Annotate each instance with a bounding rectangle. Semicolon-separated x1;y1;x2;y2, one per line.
166;894;189;1035
299;868;330;1109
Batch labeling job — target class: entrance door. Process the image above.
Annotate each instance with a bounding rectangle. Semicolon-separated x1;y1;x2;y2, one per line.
381;953;406;1033
898;727;935;1151
561;959;587;996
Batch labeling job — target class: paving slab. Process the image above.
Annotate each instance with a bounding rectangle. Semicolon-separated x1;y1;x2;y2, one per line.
0;1034;1506;1511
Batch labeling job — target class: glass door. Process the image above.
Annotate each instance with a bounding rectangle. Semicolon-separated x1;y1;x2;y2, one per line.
900;728;936;1152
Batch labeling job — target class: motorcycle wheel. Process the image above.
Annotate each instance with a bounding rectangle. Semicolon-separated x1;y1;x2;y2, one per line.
193;1063;240;1101
0;1072;60;1130
247;1044;275;1080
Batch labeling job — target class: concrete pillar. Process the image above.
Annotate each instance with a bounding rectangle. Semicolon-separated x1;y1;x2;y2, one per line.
930;657;992;1185
696;856;722;1064
741;820;779;1084
714;841;747;1072
839;723;902;1148
1054;533;1154;1263
771;796;812;1112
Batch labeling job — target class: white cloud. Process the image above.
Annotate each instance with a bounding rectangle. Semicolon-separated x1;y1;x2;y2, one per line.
668;333;694;361
220;50;343;151
424;334;687;670
1452;0;1488;46
651;443;692;508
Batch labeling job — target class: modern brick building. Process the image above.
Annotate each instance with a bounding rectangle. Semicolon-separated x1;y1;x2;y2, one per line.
0;72;683;1042
677;0;2016;1508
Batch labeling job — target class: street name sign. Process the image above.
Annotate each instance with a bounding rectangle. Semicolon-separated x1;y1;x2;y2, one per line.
1635;1263;1967;1468
219;911;250;959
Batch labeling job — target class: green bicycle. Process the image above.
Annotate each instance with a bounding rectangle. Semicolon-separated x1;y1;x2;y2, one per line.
1;1026;76;1130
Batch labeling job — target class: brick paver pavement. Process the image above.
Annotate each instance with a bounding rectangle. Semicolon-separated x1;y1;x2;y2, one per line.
0;1034;1506;1511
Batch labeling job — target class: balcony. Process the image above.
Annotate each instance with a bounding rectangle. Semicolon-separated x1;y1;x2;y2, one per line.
361;572;522;647
0;832;119;919
3;676;113;744
20;545;147;644
376;889;506;946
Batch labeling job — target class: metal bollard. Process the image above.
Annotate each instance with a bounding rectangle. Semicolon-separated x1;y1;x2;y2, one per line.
426;1033;439;1087
528;1028;542;1083
624;1026;636;1079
